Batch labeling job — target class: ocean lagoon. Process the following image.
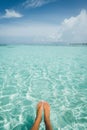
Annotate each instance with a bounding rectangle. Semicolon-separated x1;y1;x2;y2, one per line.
0;45;87;130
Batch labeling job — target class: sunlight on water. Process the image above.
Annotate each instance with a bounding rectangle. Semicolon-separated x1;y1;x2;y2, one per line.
0;45;87;130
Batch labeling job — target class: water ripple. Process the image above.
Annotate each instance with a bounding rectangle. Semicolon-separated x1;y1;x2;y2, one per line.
0;46;87;130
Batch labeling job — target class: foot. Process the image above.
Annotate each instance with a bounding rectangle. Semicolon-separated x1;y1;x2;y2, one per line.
36;101;43;122
44;102;50;122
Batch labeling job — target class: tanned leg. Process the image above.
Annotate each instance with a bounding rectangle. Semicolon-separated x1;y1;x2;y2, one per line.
31;101;53;130
44;102;53;130
31;102;43;130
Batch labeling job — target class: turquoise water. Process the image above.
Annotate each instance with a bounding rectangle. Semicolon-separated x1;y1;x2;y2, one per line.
0;45;87;130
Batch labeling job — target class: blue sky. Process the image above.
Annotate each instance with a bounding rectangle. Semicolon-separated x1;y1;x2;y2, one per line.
0;0;87;44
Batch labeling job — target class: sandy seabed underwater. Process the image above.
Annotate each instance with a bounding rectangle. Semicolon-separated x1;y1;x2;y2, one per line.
0;45;87;130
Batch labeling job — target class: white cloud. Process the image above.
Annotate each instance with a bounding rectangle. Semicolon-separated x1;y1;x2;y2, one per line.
0;22;57;43
0;9;87;44
23;0;56;8
2;9;23;18
54;9;87;43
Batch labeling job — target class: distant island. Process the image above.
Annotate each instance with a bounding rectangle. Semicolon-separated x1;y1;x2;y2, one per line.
0;43;87;46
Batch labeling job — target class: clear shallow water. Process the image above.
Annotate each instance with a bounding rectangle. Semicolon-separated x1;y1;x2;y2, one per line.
0;45;87;130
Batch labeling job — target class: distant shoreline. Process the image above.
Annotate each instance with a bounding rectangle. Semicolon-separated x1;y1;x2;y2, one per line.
0;43;87;46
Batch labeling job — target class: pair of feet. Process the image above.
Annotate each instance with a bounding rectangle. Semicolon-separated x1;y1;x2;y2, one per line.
31;101;53;130
36;101;50;123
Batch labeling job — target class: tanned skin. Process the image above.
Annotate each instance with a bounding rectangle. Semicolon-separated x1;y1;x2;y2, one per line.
31;101;53;130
